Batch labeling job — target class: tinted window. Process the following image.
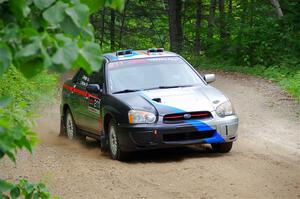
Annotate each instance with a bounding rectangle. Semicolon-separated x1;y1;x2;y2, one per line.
89;65;104;84
107;57;204;93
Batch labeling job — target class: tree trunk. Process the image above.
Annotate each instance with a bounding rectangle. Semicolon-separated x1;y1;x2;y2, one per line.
207;0;216;40
119;0;130;48
194;0;202;53
218;0;226;39
110;9;116;51
100;8;106;48
228;0;232;16
269;0;283;18
168;0;183;53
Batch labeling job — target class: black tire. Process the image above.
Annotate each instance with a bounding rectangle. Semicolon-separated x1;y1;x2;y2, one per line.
64;109;81;140
100;134;109;152
211;142;233;153
108;121;130;161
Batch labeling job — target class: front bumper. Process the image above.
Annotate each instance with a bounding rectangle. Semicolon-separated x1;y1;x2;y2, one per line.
117;115;238;151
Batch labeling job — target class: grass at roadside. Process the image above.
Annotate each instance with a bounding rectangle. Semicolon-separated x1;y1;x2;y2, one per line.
188;56;300;104
0;66;58;130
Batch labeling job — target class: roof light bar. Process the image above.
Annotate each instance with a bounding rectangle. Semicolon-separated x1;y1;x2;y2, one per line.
147;48;164;53
116;49;133;56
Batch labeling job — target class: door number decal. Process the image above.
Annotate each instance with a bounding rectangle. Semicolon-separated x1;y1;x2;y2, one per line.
88;96;100;114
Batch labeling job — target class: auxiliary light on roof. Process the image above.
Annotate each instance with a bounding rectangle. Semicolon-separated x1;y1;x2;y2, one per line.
116;49;133;56
147;48;164;53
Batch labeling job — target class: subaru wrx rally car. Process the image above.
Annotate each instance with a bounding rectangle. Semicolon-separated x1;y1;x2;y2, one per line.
60;48;239;160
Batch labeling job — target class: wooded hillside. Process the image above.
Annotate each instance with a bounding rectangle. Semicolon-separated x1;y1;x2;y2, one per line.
90;0;300;101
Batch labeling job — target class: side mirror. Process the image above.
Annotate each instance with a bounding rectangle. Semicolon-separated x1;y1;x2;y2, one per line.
86;84;102;94
203;74;216;84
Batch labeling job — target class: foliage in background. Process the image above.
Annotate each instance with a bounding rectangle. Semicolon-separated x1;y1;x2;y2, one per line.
0;67;57;162
90;0;300;102
188;56;300;104
0;0;124;198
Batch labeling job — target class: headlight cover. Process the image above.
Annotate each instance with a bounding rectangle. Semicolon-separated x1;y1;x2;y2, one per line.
128;110;156;124
216;101;234;117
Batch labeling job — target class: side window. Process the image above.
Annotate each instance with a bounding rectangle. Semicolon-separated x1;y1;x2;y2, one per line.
89;64;105;85
89;71;100;84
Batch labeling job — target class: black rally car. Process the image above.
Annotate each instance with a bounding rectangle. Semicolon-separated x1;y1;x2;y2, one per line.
60;49;239;160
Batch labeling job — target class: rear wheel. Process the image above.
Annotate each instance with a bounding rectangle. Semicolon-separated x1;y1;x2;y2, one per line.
211;142;233;153
65;109;80;140
108;121;129;161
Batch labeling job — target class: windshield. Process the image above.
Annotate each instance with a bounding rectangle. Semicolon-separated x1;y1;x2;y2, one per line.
107;57;204;93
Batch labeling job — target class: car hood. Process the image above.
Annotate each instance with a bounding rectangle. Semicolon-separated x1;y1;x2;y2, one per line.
114;85;228;115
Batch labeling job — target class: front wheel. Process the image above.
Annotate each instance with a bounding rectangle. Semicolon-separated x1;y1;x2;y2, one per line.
211;142;233;153
108;121;129;161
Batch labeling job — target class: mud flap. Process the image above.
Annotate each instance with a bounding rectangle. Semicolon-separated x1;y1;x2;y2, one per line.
100;134;109;151
59;117;65;137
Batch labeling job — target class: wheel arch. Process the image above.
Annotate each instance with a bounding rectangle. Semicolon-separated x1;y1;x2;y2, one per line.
103;113;113;136
62;104;70;119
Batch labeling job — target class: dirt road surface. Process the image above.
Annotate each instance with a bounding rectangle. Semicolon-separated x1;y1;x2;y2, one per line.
1;71;299;199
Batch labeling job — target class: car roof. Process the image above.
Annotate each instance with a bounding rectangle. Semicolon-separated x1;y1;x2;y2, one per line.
103;50;179;62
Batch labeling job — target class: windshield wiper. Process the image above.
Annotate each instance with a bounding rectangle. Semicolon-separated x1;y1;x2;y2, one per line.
144;85;193;91
112;89;141;94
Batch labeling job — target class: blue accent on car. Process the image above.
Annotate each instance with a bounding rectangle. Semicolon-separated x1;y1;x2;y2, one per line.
203;131;225;143
110;51;139;61
124;51;139;57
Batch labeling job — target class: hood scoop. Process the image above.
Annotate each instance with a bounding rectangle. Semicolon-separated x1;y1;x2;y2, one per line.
152;98;161;103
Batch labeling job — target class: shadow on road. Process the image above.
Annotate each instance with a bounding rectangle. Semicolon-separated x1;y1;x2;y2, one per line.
126;145;225;163
78;138;226;163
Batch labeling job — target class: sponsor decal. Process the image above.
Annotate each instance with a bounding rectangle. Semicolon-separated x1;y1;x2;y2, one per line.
88;96;101;114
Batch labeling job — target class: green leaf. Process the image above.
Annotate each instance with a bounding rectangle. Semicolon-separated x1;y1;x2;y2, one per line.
5;151;16;163
0;96;11;107
33;0;55;10
65;3;90;28
80;0;105;13
43;1;68;25
39;43;52;68
10;186;20;199
60;15;81;36
19;58;44;78
0;149;4;159
52;43;79;70
82;24;94;41
109;0;124;11
0;179;14;192
21;136;33;153
0;0;8;4
9;0;31;18
77;42;102;72
33;192;39;199
0;43;12;76
55;34;72;44
2;24;20;43
15;39;40;58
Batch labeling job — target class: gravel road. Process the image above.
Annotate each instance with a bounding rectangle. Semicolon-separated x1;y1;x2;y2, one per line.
1;71;299;199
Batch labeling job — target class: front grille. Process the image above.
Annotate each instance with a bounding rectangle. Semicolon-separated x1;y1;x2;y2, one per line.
163;130;215;142
163;111;212;123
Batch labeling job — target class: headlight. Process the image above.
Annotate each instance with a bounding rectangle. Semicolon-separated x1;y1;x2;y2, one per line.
216;101;234;117
128;110;156;124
